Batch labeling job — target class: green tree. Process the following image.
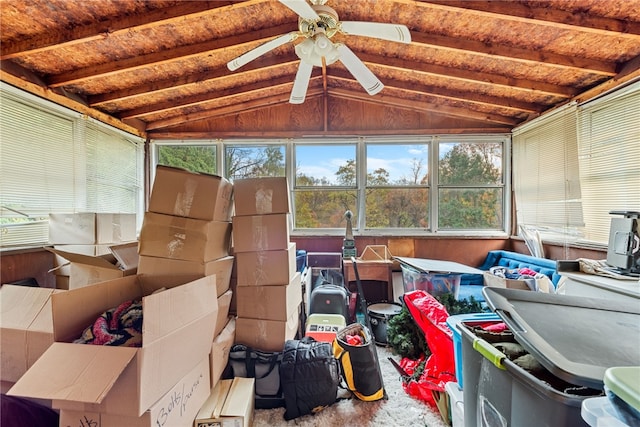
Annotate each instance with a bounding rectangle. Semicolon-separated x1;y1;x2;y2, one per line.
438;143;502;229
157;146;216;174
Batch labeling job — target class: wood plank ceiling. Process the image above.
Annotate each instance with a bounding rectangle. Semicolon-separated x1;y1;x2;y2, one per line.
1;0;639;139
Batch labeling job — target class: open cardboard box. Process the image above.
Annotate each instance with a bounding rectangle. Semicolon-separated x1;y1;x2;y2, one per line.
0;285;63;382
46;242;138;290
58;354;211;427
8;273;219;417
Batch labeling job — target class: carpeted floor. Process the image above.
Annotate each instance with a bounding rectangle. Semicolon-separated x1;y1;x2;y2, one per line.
252;345;450;427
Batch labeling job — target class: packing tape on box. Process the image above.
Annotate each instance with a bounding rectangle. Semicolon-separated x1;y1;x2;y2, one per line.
174;178;197;217
255;184;273;214
252;216;267;250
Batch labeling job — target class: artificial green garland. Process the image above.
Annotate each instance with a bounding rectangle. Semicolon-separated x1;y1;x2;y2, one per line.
387;294;487;359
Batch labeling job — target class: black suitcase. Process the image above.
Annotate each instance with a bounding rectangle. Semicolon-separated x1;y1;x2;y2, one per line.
308;269;350;319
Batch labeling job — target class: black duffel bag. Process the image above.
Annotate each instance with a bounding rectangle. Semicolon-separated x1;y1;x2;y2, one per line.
227;344;284;408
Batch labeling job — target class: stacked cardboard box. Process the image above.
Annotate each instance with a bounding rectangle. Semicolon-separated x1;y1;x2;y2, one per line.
138;165;235;322
48;213;138;289
138;165;237;396
232;177;301;352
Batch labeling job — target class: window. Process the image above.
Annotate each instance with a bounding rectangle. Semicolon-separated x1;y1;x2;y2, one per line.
225;142;285;179
157;142;218;174
437;138;505;231
513;81;640;247
365;140;430;229
151;135;508;236
294;142;358;228
0;83;144;248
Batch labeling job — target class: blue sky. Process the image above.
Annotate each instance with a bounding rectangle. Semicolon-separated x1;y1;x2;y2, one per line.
296;143;435;184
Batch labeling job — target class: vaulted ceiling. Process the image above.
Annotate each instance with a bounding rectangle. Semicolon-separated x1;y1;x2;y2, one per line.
1;0;639;139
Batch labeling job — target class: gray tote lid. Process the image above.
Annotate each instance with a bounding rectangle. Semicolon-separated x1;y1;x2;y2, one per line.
482;287;640;390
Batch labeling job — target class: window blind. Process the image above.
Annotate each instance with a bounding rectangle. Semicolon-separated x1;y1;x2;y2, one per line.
0;84;144;247
577;81;640;244
512;103;583;242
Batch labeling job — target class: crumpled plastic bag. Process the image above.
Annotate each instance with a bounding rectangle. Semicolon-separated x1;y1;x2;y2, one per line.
398;290;457;407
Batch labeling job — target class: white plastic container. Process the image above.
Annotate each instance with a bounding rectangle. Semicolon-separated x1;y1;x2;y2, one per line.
581;397;631;427
445;381;464;427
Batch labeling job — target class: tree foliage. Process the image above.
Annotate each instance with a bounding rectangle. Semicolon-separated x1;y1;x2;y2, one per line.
158;142;502;230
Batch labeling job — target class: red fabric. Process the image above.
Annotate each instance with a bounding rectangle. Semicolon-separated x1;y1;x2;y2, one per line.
400;290;457;405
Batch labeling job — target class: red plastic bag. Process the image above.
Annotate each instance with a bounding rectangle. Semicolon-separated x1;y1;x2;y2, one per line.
399;290;457;406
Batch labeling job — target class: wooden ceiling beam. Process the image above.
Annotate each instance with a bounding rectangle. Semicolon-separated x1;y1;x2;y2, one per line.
145;87;324;131
0;1;246;60
329;87;520;126
354;52;578;98
328;69;543;114
45;23;298;87
89;54;300;106
410;32;616;75
118;73;307;119
415;0;640;37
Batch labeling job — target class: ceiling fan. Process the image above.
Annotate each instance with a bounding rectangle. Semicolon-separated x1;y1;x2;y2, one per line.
226;0;411;104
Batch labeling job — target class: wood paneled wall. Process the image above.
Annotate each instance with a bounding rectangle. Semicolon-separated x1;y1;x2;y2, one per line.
1;238;606;289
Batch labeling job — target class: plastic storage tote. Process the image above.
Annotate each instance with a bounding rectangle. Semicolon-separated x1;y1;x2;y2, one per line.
460;287;640;427
446;312;500;389
401;263;461;299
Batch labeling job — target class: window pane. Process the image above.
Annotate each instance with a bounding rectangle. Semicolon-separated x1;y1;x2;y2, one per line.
439;142;503;185
294;190;357;228
366;188;429;228
366;144;429;186
225;145;285;179
157;145;217;174
295;144;356;186
439;188;503;229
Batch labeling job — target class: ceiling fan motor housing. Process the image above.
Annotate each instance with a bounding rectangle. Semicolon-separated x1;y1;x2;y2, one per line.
298;4;340;38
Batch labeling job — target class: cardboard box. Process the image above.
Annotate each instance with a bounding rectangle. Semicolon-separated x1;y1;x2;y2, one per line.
49;213;137;245
232;213;290;253
8;274;219;417
46;244;138;290
216;289;233;337
483;271;552;292
138;255;233;297
236;272;301;321
233;176;290;216
0;285;62;382
58;355;211;427
236;242;296;286
195;377;255;427
211;317;236;388
149;165;233;222
138;212;231;262
235;309;299;352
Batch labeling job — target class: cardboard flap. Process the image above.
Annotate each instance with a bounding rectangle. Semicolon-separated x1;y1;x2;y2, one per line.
8;343;137;404
139;275;218;344
46;247;119;270
0;285;56;330
109;241;139;270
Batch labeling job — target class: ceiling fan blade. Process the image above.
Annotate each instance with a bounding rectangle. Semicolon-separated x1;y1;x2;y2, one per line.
227;32;298;71
278;0;319;20
340;21;411;44
336;44;383;95
290;60;314;104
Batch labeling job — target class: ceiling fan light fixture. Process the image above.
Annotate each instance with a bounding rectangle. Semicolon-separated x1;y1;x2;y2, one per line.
314;33;333;56
295;34;339;67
